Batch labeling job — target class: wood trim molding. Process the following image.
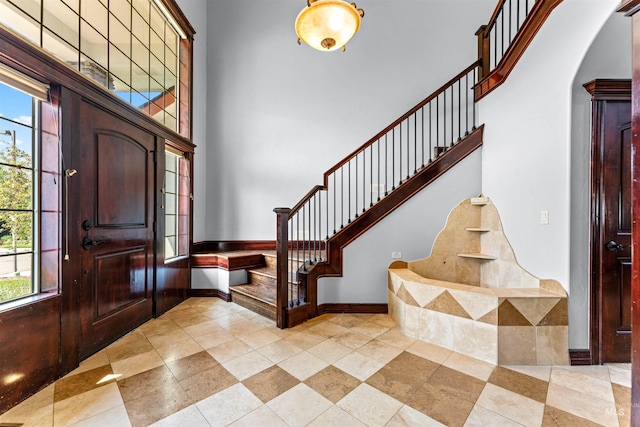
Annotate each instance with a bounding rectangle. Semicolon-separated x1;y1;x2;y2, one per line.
192;241;276;253
569;349;593;366
188;289;232;302
190;253;265;270
317;303;388;315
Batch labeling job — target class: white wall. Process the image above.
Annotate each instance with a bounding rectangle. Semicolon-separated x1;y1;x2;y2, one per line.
318;148;482;303
204;0;495;240
479;0;619;348
176;0;208;242
569;13;631;349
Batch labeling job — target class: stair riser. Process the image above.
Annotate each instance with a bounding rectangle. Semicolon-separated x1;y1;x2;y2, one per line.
248;272;276;287
230;291;276;321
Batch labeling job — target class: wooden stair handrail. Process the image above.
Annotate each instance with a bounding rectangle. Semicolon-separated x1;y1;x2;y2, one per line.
475;0;564;100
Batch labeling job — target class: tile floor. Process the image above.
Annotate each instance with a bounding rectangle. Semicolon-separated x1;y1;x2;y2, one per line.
0;297;631;427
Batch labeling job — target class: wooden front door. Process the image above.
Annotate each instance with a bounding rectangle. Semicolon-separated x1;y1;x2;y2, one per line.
587;79;632;363
75;101;156;360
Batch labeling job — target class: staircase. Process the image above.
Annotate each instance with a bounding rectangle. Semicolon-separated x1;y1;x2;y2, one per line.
229;253;278;320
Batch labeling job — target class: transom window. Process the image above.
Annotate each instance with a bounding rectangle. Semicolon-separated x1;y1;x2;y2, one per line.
0;0;182;131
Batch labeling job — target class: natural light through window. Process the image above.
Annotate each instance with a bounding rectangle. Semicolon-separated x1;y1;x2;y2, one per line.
0;0;181;131
0;82;37;303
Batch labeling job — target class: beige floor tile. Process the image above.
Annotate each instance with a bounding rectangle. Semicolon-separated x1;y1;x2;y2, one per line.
501;365;551;382
155;337;204;363
105;334;154;363
267;383;333;427
476;383;544;427
337;383;403;426
242;365;300;403
53;383;123;427
546;382;619;427
443;351;495;381
304;365;361;404
550;367;615;402
192;327;235;349
278;350;329;381
283;331;328;350
405;340;452;364
333;351;385;381
229;405;288;427
67;404;131;427
146;328;191;349
110;350;165;380
256;338;304;364
463;404;522;427
386;404;446;427
306;338;353;364
149;405;210;427
356;339;404;364
327;313;370;328
560;364;612;382
222;350;275;381
307;405;366;427
183;320;222;338
349;320;391;338
375;327;417;349
238;328;282;349
196;383;263;427
207;338;253;363
138;317;181;337
331;330;374;350
66;350;110;376
307;320;349;337
0;401;53;427
368;314;398;328
608;365;632;388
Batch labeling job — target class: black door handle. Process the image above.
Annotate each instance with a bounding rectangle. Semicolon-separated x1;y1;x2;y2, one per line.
606;240;625;252
82;236;104;250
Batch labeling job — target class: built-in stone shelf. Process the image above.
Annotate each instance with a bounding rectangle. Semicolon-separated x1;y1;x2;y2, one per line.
457;252;497;260
388;195;568;366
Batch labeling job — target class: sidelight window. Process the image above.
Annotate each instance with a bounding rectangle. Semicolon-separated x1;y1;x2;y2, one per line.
164;146;189;261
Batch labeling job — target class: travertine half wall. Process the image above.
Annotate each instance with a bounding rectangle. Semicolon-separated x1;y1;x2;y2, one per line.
388;196;568;365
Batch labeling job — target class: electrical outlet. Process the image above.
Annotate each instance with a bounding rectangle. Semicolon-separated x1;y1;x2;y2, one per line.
391;251;402;259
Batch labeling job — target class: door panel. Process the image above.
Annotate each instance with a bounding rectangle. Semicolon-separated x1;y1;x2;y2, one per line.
75;101;155;360
599;101;632;363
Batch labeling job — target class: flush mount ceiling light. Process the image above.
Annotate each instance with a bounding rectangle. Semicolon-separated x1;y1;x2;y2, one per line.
295;0;365;52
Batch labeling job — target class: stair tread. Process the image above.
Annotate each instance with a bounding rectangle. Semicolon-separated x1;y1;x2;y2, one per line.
230;283;276;305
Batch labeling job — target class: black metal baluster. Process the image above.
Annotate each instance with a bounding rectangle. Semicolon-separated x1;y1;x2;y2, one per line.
385;134;388;196
368;146;372;208
362;150;366;212
333;173;336;234
308;201;313;265
517;0;520;30
436;94;440;155
348;160;351;223
414;112;417;173
289;218;293;307
392;128;396;190
341;166;344;228
377;139;381;202
444;91;447;150
299;211;304;272
406;119;410;180
399;122;403;186
450;85;454;146
509;0;512;43
314;193;317;262
501;6;505;56
429;102;433;162
421;107;425;168
457;79;461;142
473;67;477;129
354;157;358;218
465;73;469;136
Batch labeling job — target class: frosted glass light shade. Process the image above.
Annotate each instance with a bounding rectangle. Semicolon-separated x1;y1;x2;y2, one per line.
295;0;364;52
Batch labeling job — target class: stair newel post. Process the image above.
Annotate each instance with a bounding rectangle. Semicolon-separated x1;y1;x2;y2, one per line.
274;207;291;329
476;25;490;80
